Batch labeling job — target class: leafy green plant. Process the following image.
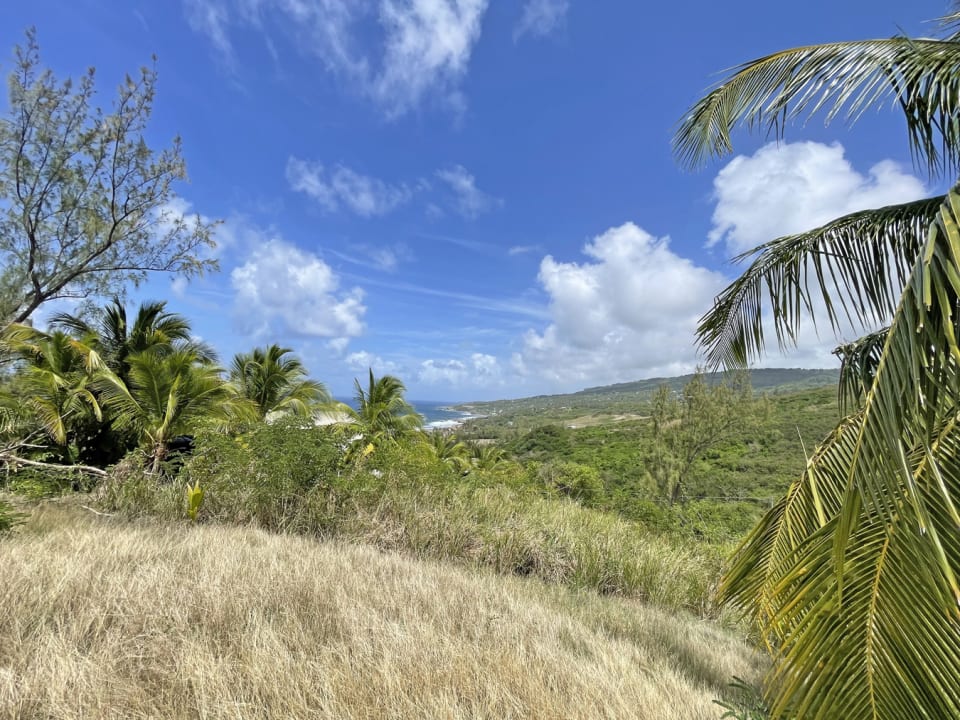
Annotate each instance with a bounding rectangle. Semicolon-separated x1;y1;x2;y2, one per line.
185;480;204;522
536;460;605;506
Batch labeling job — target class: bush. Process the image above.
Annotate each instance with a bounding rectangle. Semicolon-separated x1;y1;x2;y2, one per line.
536;460;605;506
183;419;343;529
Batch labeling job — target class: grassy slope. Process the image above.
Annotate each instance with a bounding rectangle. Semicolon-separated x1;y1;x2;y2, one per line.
0;502;761;720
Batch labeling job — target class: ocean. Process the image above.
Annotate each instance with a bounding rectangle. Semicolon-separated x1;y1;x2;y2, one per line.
408;400;478;430
333;398;478;430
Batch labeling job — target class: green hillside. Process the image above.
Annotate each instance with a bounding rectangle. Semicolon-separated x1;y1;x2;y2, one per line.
456;367;839;419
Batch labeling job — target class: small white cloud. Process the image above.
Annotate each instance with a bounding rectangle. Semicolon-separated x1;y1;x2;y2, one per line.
345;350;400;376
327;337;351;355
435;164;500;219
286;158;414;216
508;244;541;256
366;244;411;272
231;237;366;339
418;353;501;386
514;0;569;41
375;0;489;116
170;276;189;299
710;141;927;255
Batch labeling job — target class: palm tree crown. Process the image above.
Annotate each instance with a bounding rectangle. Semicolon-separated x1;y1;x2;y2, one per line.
349;369;422;441
229;344;328;420
3;327;101;447
674;6;960;719
96;349;246;473
50;298;215;384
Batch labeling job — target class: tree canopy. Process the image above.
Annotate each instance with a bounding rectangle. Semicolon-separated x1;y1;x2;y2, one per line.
0;29;217;326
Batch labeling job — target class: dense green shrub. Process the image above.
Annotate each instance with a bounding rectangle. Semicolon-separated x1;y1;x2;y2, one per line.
535;460;605;506
183;419;343;529
509;424;572;458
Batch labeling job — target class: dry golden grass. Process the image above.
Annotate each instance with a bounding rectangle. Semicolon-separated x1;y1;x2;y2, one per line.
0;502;762;719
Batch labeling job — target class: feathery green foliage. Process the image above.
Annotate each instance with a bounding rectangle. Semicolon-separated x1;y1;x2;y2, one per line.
96;349;249;473
229;344;328;419
0;30;217;326
696;198;940;368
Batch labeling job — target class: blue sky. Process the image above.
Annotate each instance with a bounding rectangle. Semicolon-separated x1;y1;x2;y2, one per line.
2;0;950;400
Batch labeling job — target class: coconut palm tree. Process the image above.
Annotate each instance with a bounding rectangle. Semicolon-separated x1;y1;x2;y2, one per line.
50;298;215;385
673;7;960;719
3;327;101;454
467;441;505;471
346;369;423;444
229;344;329;420
427;430;471;472
49;299;216;464
95;349;248;474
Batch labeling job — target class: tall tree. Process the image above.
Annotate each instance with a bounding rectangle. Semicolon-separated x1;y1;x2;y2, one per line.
229;344;328;420
0;29;217;327
674;6;960;719
650;371;760;504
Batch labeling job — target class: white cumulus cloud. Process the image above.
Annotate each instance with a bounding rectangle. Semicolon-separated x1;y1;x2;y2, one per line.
708;141;929;367
518;222;727;387
231;238;366;340
710;141;927;255
345;350;401;376
418;353;502;386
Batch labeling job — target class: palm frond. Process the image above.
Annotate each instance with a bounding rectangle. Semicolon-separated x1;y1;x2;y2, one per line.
939;2;960;41
698;196;941;367
833;328;889;413
720;187;960;718
717;411;855;633
674;37;960;178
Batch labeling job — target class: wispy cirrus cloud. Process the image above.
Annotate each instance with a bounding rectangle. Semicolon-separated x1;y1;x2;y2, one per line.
514;0;569;41
286;158;499;221
435;164;501;219
346;274;548;320
182;0;489;117
508;244;542;256
327;243;414;273
285;158;415;217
